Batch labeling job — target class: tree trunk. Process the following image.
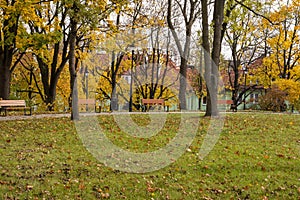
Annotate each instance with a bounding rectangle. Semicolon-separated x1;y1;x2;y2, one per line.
204;0;225;117
179;56;188;110
0;16;18;100
70;75;79;120
46;84;58;111
69;15;79;120
201;0;212;116
167;0;196;111
111;51;118;111
37;57;59;111
0;58;11;99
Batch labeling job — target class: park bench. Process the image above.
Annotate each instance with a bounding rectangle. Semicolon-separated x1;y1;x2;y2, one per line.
217;99;237;112
78;98;101;112
142;99;165;112
0;100;32;116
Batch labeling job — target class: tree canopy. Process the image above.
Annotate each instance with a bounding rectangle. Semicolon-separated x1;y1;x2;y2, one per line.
1;0;299;115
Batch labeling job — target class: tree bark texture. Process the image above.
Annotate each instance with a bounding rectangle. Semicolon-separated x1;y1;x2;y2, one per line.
69;13;79;120
0;13;18;99
204;0;225;116
167;0;198;110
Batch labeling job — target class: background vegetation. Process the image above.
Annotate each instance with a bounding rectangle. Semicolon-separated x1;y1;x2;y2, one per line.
1;0;299;116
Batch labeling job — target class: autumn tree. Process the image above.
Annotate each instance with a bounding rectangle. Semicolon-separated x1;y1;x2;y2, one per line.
167;0;201;110
95;51;131;111
132;45;180;111
10;52;71;111
201;0;225;116
68;0;121;119
20;0;113;114
68;2;80;120
267;1;300;75
0;0;38;99
95;0;164;111
22;1;66;111
257;0;300;110
223;1;267;108
106;0;130;111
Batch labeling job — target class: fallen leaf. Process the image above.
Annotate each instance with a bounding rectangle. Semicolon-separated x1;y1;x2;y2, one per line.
276;154;285;158
26;185;33;190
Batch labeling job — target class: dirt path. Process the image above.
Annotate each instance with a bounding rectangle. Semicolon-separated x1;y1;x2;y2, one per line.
0;113;72;121
1;111;297;121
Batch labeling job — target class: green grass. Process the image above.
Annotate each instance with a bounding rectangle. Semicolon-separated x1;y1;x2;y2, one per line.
0;113;299;199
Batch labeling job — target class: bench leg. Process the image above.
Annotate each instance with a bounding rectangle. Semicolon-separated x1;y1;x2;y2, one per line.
95;105;101;113
165;106;169;112
230;104;237;112
24;108;32;116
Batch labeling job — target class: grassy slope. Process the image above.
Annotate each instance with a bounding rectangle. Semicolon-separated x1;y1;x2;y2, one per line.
0;113;299;199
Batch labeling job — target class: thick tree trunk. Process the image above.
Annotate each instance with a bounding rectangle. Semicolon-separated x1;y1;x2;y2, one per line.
37;58;59;111
0;58;11;99
0;16;18;100
39;65;66;111
204;0;225;117
45;84;58;111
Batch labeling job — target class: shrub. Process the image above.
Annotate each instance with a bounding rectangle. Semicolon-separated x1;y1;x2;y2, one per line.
258;85;287;112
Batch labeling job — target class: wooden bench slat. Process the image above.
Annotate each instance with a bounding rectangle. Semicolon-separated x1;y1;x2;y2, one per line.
78;99;101;112
142;99;164;105
217;99;233;104
142;99;165;112
0;100;26;106
5;107;30;110
0;100;31;116
217;99;237;112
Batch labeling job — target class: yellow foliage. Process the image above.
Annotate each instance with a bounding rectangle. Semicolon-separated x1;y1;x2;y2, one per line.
57;65;71;110
275;79;300;106
254;0;300;104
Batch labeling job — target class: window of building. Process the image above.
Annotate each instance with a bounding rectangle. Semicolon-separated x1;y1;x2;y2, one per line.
202;96;207;105
250;93;259;104
254;94;259;103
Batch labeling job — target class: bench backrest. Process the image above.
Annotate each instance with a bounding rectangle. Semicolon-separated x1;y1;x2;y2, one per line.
0;100;26;107
142;99;164;105
217;99;234;105
78;99;96;105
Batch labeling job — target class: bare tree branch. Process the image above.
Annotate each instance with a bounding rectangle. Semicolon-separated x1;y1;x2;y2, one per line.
234;0;274;25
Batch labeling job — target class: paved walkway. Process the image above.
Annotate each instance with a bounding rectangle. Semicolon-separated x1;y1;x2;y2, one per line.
0;111;204;121
0;111;298;121
0;112;157;121
0;113;71;121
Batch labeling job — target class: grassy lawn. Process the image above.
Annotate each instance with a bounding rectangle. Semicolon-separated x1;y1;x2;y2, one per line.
0;113;299;199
